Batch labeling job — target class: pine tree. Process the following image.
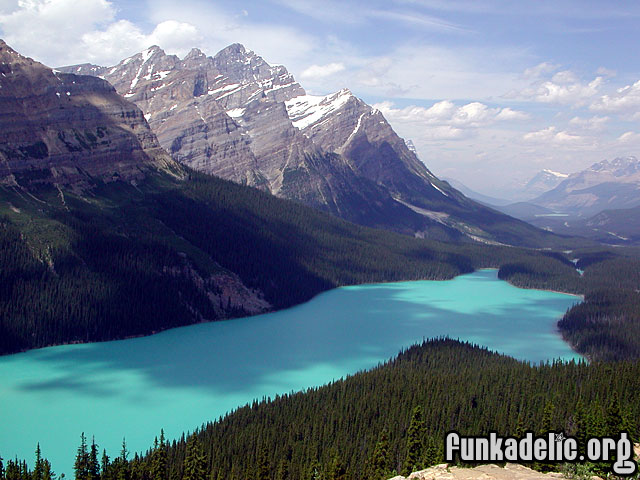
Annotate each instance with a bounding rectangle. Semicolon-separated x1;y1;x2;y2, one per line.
5;460;19;480
276;458;289;480
402;406;425;476
101;450;111;480
369;428;392;480
326;455;346;480
75;433;89;480
34;443;44;480
514;414;525;438
88;438;100;480
605;392;623;437
540;401;554;434
424;438;438;468
116;438;130;480
182;437;206;480
42;460;54;480
151;431;167;480
0;455;5;480
573;400;587;452
256;444;270;480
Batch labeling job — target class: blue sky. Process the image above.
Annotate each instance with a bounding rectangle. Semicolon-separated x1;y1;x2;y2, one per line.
1;0;640;196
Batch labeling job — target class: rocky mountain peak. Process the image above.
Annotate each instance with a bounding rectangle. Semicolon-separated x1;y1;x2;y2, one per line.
184;47;205;60
214;43;250;61
212;43;287;85
590;156;639;175
181;47;214;70
56;42;550;245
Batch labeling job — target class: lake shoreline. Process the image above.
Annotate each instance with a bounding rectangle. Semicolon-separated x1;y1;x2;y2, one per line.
0;267;584;358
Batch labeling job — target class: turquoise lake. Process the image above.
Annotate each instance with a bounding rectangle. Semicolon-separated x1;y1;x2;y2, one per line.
0;269;581;475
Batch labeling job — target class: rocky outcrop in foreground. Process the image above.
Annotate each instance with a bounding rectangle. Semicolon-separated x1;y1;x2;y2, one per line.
390;464;565;480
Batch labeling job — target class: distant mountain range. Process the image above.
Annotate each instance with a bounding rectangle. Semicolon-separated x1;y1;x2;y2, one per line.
59;44;557;247
522;169;569;199
473;157;640;244
531;157;640;216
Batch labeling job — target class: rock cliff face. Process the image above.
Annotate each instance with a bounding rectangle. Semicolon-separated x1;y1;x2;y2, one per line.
62;44;556;245
0;40;174;188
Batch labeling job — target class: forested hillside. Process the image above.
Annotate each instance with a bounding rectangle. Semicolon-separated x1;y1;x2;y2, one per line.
4;340;638;480
2;168;640;361
0;169;513;355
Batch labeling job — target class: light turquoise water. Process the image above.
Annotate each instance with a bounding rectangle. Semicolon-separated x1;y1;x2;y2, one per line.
0;270;581;475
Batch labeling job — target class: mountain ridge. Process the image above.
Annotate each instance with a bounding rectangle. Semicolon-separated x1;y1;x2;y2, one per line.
60;43;561;247
531;156;640;216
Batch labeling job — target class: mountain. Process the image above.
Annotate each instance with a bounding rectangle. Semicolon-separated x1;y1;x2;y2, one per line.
4;39;550;355
531;157;640;216
521;169;568;199
582;205;640;242
443;177;511;206
0;40;176;187
61;45;560;247
530;205;640;245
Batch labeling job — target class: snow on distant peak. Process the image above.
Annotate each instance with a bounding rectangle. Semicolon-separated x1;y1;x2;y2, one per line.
141;46;160;63
542;169;568;178
590;156;639;172
285;89;353;130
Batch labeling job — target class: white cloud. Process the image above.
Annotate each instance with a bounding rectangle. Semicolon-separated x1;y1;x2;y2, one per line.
147;20;201;53
531;76;603;105
0;0;316;68
79;20;147;64
522;62;559;80
495;107;531;121
522;126;588;145
590;79;640;114
0;0;118;65
617;131;640;143
300;62;345;79
508;63;604;107
145;1;317;70
568;115;610;131
366;9;467;33
78;19;201;65
376;100;529;129
551;70;579;84
522;126;557;142
596;66;617;78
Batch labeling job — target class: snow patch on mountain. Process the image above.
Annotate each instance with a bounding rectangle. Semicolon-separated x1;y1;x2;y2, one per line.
542;169;568;178
226;108;245;118
343;113;365;147
285;89;353;130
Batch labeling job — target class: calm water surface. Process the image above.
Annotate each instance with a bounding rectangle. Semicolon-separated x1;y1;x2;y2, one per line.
0;270;581;474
